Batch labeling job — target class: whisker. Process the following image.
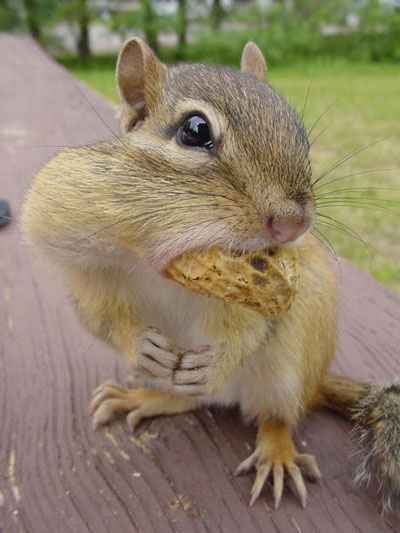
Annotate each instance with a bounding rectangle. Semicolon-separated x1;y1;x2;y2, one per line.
307;100;337;139
300;79;312;122
316;196;398;205
17;145;77;150
314;168;397;191
316;212;371;251
316;220;368;253
72;80;134;158
311;227;338;260
315;200;398;213
312;137;390;188
143;188;241;205
78;202;240;244
315;185;400;198
309;125;330;148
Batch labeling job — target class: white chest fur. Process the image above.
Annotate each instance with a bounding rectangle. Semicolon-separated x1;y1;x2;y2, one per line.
125;261;303;423
127;262;212;351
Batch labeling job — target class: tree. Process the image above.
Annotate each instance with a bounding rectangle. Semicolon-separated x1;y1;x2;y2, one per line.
56;0;95;61
142;0;159;52
77;0;91;60
22;0;42;41
176;0;187;58
211;0;225;30
0;0;21;31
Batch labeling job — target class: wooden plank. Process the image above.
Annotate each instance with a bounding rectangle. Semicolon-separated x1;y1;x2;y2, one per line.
1;34;400;532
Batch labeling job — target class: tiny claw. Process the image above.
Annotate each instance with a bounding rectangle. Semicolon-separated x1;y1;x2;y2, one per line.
127;410;142;433
92;381;125;398
92;400;116;430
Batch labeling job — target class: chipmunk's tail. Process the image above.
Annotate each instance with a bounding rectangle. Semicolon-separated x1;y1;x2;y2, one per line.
321;374;400;512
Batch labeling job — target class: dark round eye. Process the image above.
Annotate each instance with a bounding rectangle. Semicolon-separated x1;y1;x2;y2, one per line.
178;114;214;150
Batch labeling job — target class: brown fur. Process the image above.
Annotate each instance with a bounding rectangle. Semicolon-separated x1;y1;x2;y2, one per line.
21;38;400;512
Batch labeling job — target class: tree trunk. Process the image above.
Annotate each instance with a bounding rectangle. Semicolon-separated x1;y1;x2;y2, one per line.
176;0;187;59
77;0;91;62
142;0;158;53
22;0;42;42
211;0;224;30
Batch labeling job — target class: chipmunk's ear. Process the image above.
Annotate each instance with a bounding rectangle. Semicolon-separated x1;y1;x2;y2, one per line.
117;37;167;132
240;42;267;81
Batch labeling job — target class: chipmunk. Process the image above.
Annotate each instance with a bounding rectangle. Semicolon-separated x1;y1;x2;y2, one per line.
21;38;400;511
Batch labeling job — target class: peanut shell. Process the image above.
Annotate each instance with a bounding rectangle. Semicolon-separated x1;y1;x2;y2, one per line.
164;246;300;317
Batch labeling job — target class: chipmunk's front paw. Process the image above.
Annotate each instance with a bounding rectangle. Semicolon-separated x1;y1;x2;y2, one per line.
90;383;197;431
132;327;213;397
235;421;321;509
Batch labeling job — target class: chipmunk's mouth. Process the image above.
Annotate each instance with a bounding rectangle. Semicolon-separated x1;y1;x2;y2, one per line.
146;227;311;276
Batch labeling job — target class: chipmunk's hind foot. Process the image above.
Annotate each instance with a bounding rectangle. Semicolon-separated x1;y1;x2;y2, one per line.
352;383;400;513
235;420;321;509
90;382;197;432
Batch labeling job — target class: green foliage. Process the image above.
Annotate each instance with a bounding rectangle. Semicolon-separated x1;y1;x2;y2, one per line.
0;0;21;31
180;0;400;66
108;7;142;41
0;0;57;34
3;0;400;64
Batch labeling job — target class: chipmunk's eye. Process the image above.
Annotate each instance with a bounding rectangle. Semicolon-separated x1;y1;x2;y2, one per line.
177;114;214;150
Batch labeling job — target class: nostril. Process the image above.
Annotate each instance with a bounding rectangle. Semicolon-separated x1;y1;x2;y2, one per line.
265;216;275;232
265;215;309;244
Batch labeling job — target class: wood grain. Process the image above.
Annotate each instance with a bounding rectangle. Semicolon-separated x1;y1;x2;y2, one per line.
1;34;399;532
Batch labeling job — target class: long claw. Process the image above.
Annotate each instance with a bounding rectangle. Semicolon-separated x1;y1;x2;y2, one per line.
90;384;126;414
287;463;307;508
235;449;259;476
250;462;272;506
92;381;126;399
92;399;125;429
296;453;322;481
273;464;284;509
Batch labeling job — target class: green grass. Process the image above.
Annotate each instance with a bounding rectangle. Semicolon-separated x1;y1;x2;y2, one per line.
61;56;400;292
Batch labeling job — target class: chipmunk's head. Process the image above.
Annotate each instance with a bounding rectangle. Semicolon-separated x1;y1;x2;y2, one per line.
21;38;315;272
116;38;314;265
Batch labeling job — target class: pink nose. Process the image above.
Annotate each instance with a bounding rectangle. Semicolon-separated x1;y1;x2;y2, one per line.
265;215;309;244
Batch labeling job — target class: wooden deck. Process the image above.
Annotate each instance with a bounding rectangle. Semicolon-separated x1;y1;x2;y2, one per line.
1;34;400;532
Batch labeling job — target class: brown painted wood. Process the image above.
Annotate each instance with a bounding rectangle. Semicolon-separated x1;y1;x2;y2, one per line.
1;34;399;533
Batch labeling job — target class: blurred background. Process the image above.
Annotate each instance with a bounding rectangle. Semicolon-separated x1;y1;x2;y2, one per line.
2;0;399;290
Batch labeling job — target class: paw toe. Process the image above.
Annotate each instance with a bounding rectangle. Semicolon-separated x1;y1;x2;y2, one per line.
287;463;307;508
250;462;272;506
235;450;259;477
90;383;127;414
296;453;322;481
272;463;284;509
126;409;143;433
92;399;124;429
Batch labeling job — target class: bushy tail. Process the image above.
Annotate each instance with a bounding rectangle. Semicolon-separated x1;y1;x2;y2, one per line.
321;374;400;512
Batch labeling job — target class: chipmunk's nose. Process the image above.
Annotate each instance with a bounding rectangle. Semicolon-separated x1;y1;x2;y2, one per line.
265;214;309;244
